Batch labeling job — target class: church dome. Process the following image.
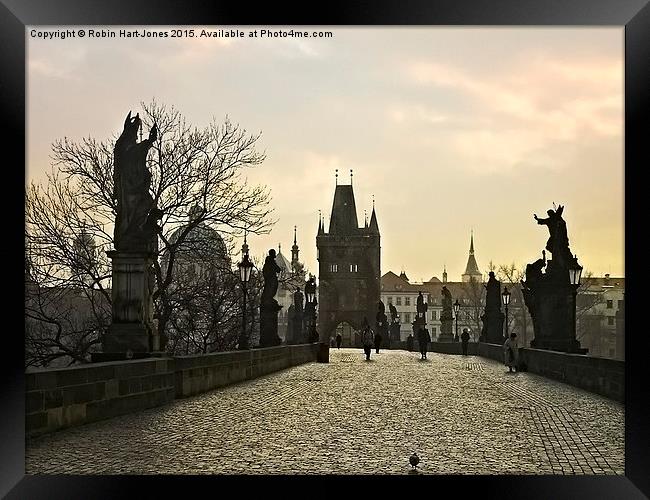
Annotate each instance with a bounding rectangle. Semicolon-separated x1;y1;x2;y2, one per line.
167;220;230;267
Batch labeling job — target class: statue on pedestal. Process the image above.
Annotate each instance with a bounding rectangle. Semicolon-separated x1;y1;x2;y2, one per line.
260;249;283;347
96;112;161;361
439;286;454;341
522;203;586;353
480;271;505;344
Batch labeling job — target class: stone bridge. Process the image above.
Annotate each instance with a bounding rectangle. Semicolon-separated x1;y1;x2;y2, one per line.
25;348;624;475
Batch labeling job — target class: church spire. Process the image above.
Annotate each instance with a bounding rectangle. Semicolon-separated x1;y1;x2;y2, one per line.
462;231;481;282
443;264;447;283
291;225;299;269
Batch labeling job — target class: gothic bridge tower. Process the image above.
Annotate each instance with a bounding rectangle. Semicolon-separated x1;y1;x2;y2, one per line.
316;174;380;342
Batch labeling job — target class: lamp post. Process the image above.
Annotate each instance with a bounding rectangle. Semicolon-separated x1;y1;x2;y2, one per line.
453;299;460;342
502;286;511;341
238;253;254;350
304;277;317;343
569;256;583;349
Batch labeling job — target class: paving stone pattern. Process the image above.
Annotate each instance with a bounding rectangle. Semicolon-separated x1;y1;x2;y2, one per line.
26;349;624;475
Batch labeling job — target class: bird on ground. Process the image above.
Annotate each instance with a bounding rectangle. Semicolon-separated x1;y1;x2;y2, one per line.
409;452;420;469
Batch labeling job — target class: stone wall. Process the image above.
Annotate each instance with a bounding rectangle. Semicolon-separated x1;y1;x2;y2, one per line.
478;343;624;402
175;343;320;398
26;358;175;437
26;344;321;437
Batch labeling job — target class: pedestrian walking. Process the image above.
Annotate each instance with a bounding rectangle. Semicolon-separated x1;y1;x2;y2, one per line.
361;318;374;361
503;331;519;372
406;334;414;352
417;327;431;360
461;328;470;356
374;330;382;354
336;333;342;349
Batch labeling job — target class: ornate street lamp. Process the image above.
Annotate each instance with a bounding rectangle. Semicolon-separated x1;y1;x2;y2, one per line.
453;299;460;342
569;256;583;350
238;252;254;350
502;286;511;340
569;257;583;286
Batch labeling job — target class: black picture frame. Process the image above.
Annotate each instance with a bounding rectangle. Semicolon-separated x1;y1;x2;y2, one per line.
2;0;648;498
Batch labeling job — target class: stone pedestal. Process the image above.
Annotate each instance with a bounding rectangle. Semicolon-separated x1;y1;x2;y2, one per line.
528;282;587;354
439;315;454;342
390;323;401;342
260;299;283;347
94;251;159;361
482;310;505;344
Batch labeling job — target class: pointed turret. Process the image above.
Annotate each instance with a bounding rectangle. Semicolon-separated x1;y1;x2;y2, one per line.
443;265;448;284
368;196;379;234
329;184;359;234
462;231;482;282
291;225;299;269
317;212;324;235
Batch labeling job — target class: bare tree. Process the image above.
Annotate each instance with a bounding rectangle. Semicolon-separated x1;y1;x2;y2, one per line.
494;262;529;345
25;100;274;366
458;277;485;339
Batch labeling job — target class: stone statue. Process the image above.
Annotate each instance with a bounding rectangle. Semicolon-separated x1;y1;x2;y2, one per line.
481;271;505;344
484;271;501;311
441;286;453;315
389;303;398;324
113;111;159;253
416;291;428;318
534;205;571;267
293;287;304;313
376;300;388;328
261;249;281;303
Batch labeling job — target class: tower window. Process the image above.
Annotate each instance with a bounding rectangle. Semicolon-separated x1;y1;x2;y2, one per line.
330;264;338;272
349;264;358;272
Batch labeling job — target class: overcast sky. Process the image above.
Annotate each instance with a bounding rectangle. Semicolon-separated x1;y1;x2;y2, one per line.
27;27;624;281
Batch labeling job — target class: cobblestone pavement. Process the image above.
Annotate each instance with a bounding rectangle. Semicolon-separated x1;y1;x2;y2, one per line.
26;349;624;475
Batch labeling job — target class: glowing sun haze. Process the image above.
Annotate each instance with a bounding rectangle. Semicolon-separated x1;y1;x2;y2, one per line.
27;27;624;281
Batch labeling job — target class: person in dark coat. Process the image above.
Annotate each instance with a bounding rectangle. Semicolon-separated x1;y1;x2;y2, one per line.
461;328;470;355
336;333;342;349
406;334;414;352
374;330;382;354
417;327;431;360
361;317;374;361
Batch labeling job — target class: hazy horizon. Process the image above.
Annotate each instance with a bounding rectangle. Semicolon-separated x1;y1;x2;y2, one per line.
27;26;624;280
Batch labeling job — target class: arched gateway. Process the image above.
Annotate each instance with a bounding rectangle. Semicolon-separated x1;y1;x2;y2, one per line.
317;181;380;342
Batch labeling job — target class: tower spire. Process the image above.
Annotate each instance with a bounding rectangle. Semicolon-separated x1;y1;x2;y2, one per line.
350;169;353;185
470;229;474;255
291;225;300;271
335;169;338;186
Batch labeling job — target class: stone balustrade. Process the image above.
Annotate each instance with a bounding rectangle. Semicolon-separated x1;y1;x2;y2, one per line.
26;343;321;437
